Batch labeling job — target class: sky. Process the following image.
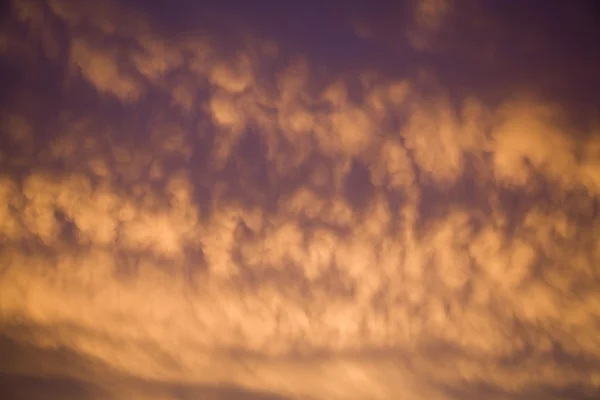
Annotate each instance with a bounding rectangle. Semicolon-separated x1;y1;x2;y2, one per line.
1;0;600;399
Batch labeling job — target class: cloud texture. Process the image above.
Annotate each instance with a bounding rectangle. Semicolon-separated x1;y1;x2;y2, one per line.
1;0;600;399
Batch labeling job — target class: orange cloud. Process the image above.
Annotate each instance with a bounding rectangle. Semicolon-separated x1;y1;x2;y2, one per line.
1;0;600;399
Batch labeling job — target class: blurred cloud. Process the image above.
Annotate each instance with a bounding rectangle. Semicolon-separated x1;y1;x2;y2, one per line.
1;0;600;399
407;0;453;50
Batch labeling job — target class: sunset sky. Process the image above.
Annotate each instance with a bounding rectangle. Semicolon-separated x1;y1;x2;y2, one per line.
1;0;600;399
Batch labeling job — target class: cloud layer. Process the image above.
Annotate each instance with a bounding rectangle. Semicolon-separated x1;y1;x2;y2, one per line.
1;0;600;399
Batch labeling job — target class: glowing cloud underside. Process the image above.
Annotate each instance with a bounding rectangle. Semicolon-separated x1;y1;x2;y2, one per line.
1;0;600;399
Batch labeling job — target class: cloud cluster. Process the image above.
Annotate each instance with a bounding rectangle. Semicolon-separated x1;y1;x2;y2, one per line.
1;0;600;399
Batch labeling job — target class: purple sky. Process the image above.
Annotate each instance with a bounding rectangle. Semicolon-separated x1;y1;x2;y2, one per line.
1;1;600;399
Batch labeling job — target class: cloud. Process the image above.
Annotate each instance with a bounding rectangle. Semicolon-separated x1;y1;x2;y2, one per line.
1;0;600;399
68;37;144;102
407;0;453;50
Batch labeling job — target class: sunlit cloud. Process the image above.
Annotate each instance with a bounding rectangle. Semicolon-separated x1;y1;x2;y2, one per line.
1;0;600;399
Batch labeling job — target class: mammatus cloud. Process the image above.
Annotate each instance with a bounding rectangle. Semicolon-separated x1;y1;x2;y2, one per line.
1;0;600;399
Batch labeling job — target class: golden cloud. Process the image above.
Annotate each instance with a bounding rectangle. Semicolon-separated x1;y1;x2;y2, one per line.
1;0;600;399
